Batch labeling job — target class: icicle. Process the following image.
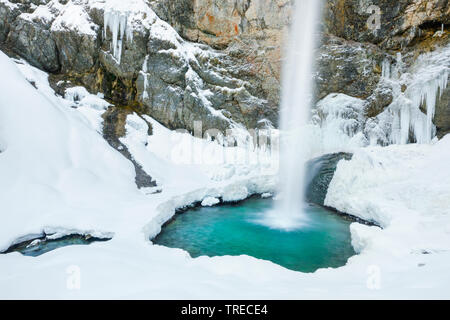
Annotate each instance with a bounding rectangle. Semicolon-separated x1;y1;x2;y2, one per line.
393;52;403;80
379;46;450;145
404;67;448;143
103;9;132;64
399;102;411;144
141;55;149;100
381;59;391;79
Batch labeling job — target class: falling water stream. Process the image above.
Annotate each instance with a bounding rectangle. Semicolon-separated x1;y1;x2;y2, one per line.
264;0;323;230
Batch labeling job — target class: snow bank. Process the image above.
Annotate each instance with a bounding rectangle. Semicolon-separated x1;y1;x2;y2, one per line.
201;197;220;207
51;1;98;36
0;51;138;251
1;48;450;298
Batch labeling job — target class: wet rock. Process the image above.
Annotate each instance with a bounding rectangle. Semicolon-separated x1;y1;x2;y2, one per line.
102;106;156;189
435;79;450;138
100;29;149;79
305;153;353;206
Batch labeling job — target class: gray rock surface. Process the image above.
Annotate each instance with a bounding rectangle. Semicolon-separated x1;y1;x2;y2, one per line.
305;152;353;206
435;77;450;138
316;35;386;101
0;0;448;140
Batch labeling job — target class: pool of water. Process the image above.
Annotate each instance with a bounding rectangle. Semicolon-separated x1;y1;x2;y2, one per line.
153;198;355;273
3;235;111;257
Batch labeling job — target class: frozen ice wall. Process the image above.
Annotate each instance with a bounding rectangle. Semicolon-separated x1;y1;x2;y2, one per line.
104;8;132;64
378;46;450;145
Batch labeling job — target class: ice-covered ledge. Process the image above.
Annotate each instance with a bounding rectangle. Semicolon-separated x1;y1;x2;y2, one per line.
326;136;450;256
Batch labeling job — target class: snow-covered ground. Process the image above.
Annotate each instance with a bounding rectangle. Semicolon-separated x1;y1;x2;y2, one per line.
1;48;450;299
1;0;450;295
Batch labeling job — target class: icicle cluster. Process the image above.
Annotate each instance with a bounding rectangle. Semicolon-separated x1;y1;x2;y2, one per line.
379;48;450;145
103;9;133;64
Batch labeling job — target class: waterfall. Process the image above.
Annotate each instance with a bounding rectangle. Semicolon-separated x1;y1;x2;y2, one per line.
264;0;322;230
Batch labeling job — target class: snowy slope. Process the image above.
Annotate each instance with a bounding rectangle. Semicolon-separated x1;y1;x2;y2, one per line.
326;137;450;255
1;49;450;298
0;50;139;249
0;0;450;298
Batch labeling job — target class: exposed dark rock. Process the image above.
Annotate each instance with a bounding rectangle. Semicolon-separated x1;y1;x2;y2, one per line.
436;78;450;138
316;35;386;100
0;0;448;138
52;30;98;74
323;0;450;50
102;106;156;189
7;16;60;72
1;233;112;257
364;81;395;118
305;153;353;206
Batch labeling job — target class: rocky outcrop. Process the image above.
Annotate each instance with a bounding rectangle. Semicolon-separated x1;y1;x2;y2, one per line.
150;0;292;127
0;0;448;141
436;79;450;137
7;14;60;72
316;35;386;101
305;152;353;206
323;0;449;50
150;0;449;139
0;0;277;134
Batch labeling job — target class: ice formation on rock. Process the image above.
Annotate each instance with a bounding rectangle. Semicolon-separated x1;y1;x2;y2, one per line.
99;0;158;64
103;9;132;64
378;46;450;144
311;93;368;155
141;55;149;100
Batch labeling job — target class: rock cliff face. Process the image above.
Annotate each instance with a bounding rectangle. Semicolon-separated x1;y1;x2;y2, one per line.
323;0;449;50
0;0;278;135
0;0;448;139
150;0;292;125
149;0;449;138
